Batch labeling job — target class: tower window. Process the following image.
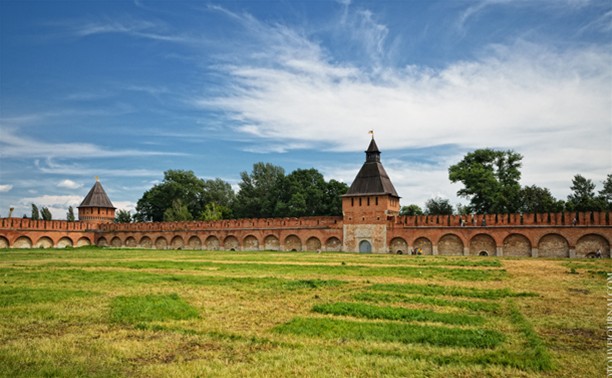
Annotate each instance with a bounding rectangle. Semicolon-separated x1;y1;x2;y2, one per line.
359;198;362;206
375;197;378;206
351;198;354;207
367;197;370;206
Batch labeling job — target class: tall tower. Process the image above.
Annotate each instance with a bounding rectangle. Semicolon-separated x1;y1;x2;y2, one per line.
78;178;116;223
342;137;400;253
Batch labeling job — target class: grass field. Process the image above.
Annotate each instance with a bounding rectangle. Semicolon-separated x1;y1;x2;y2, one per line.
0;248;608;377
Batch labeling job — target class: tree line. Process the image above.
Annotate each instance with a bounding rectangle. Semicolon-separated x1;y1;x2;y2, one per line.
400;149;611;216
27;204;75;221
126;163;349;223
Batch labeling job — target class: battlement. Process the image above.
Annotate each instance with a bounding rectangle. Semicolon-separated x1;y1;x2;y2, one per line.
98;216;344;232
2;212;608;233
392;211;611;228
0;218;95;231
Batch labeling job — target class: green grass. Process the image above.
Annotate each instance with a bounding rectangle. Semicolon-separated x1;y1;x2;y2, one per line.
312;302;484;325
0;248;604;377
351;292;502;313
0;286;97;307
0;268;345;291
369;282;537;299
110;293;199;324
274;317;504;348
507;302;553;371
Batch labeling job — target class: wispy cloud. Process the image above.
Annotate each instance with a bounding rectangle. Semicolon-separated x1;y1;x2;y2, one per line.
0;185;13;193
0;128;186;159
65;17;192;43
579;9;612;34
35;159;160;178
457;0;595;30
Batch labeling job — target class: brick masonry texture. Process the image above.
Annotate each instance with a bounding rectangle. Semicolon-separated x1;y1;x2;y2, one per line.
0;211;610;257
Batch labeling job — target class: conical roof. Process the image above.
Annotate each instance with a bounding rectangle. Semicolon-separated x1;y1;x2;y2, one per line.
343;138;400;198
78;180;115;208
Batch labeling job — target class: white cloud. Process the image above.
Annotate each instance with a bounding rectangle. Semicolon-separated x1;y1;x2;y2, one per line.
16;195;84;220
57;179;83;190
113;201;136;213
0;185;13;192
196;9;611;204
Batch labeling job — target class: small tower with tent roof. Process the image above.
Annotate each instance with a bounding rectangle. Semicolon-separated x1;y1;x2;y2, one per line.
78;177;116;223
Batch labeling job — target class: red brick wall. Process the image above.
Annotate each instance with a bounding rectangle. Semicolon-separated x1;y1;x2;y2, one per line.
1;211;610;257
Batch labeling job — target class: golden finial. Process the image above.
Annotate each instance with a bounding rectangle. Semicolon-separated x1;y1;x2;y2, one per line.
95;176;99;182
368;130;374;139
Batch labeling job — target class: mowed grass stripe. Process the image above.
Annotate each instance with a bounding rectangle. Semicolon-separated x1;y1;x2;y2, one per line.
274;317;504;348
370;283;537;299
38;260;506;281
110;293;199;324
312;302;484;325
507;302;553;371
0;286;97;307
0;268;345;291
352;292;502;313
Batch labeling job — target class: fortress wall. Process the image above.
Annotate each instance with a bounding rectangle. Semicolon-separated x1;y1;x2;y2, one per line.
94;225;343;252
386;224;612;257
0;212;610;257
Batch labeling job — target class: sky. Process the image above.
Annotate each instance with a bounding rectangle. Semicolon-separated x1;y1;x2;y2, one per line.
1;0;611;219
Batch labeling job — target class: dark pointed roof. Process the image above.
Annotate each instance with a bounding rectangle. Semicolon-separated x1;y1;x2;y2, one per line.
78;180;115;209
343;138;400;198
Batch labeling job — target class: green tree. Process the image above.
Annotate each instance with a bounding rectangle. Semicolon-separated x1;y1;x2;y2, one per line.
66;206;75;222
163;199;193;222
41;207;52;221
448;149;522;214
200;202;225;221
114;209;132;223
283;169;328;217
233;163;285;218
566;174;601;211
519;185;564;213
400;204;423;216
424;197;454;215
135;170;234;222
323;179;348;216
598;174;612;210
455;203;469;215
31;204;40;220
202;178;236;215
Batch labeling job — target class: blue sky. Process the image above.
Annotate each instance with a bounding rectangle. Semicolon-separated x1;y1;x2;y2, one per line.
1;0;611;219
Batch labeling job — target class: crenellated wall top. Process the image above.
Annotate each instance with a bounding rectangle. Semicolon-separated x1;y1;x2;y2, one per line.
0;218;94;231
1;211;609;232
391;211;611;228
97;215;344;232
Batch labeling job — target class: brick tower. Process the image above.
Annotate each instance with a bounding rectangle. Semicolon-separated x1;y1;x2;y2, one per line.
78;178;116;223
342;137;400;253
